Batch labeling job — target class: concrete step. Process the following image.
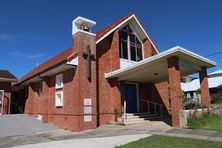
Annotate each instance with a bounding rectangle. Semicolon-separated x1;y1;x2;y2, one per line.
125;113;161;125
126;113;158;119
124;120;150;125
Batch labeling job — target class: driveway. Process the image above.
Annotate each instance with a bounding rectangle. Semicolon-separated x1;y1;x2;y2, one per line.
0;114;58;137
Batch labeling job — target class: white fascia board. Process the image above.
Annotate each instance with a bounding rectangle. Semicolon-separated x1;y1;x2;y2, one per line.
105;46;216;78
171;46;216;66
67;57;78;65
96;15;134;44
73;16;96;27
133;15;159;54
96;14;159;54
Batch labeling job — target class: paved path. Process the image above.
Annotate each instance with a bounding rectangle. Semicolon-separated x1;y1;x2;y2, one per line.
1;117;222;148
153;128;222;142
0;121;171;147
12;134;151;148
0;114;58;137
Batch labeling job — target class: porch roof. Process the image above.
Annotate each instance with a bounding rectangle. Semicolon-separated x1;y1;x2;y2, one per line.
105;46;216;83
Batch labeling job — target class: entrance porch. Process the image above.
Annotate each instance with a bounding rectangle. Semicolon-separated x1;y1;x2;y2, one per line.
106;46;216;127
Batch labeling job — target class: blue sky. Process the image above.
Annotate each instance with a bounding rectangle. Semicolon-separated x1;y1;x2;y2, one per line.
0;0;222;78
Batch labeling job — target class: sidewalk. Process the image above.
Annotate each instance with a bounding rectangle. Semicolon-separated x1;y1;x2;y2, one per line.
153;128;222;142
12;134;151;148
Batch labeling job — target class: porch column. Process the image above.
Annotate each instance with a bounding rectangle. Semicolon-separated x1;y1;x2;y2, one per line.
167;56;183;127
199;67;210;107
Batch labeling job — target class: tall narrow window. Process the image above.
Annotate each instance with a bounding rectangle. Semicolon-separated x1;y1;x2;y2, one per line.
55;73;64;107
119;31;128;59
55;91;63;107
36;81;43;97
56;74;63;89
119;25;143;61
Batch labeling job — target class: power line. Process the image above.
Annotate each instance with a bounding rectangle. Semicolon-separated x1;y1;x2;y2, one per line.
206;50;222;57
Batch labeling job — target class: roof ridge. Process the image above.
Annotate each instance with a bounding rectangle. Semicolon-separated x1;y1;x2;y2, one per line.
96;12;135;41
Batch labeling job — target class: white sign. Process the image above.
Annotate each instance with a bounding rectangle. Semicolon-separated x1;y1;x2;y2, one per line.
84;107;92;114
84;98;92;106
84;115;92;122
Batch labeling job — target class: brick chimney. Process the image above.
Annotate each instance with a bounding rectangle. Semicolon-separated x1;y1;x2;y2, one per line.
71;16;97;130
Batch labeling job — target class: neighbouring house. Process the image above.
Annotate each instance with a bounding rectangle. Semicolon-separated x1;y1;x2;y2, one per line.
0;70;17;114
181;75;196;83
14;13;216;131
182;69;222;104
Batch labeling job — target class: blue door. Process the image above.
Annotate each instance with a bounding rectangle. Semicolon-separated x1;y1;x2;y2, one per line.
122;83;138;113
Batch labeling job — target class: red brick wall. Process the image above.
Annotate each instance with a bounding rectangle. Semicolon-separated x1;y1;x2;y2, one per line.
143;39;153;58
167;56;182;127
138;82;170;115
72;32;97;131
199;67;210;107
154;81;170;114
138;82;152;112
24;31;97;131
0;82;11;114
96;31;121;125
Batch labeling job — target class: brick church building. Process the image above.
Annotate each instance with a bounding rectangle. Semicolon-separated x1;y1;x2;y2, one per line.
15;13;215;131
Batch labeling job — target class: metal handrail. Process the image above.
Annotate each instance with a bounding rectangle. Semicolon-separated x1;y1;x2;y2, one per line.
139;99;163;117
122;99;163;123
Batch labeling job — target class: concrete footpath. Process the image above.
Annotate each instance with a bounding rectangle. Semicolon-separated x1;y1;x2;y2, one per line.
12;134;151;148
2;121;222;148
0;121;171;148
12;128;222;148
153;128;222;142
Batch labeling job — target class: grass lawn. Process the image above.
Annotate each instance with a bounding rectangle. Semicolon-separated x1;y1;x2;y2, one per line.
187;113;222;131
117;135;222;148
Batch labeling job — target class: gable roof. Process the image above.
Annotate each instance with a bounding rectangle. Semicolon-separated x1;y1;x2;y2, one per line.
96;12;159;54
19;13;159;84
0;70;17;82
19;48;77;84
96;12;134;41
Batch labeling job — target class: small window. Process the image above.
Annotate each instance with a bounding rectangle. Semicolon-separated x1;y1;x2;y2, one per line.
36;81;43;97
56;74;63;89
55;91;63;107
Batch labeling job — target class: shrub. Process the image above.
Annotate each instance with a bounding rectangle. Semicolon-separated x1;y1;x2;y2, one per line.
184;100;200;110
211;91;222;103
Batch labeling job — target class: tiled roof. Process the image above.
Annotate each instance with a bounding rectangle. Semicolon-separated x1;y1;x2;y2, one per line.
0;70;17;81
19;13;135;83
19;48;77;83
96;12;134;41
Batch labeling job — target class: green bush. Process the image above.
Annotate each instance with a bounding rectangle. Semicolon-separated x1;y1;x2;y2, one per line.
211;91;222;103
183;100;200;110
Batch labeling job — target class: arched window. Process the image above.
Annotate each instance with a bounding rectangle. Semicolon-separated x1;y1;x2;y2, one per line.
119;25;143;61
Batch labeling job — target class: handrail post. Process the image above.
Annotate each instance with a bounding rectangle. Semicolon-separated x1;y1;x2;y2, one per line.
123;100;126;124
